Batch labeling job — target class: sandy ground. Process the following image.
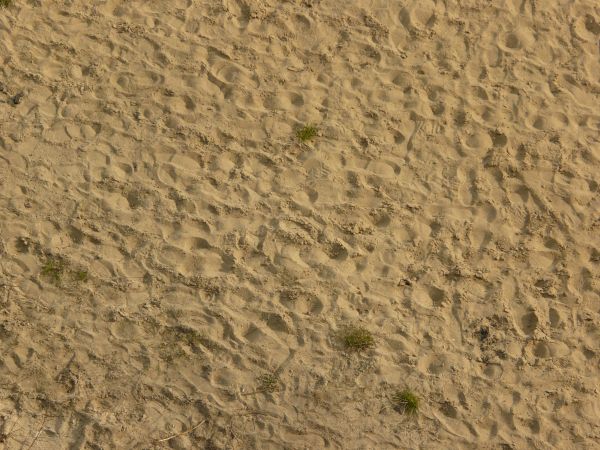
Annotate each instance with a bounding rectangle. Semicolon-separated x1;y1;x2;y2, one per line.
0;0;599;448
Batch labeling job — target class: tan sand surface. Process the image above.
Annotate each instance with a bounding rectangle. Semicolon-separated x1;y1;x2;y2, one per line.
1;0;599;448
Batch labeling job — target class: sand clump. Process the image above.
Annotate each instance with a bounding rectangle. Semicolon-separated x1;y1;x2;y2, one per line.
0;0;599;448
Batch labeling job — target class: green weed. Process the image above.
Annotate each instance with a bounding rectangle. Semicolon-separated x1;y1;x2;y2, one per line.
74;270;89;282
41;258;65;284
340;326;375;352
296;124;318;142
257;373;279;393
392;389;420;416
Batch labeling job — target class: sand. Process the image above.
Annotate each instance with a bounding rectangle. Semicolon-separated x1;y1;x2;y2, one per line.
0;0;599;448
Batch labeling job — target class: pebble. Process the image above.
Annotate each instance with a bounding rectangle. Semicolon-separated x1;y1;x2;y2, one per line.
10;92;24;105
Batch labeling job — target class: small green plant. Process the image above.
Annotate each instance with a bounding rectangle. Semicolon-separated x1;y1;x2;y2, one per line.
41;258;65;284
159;326;199;362
74;270;88;282
0;0;13;8
392;389;420;416
167;325;206;348
296;124;318;142
158;343;187;362
166;308;184;320
41;256;89;285
341;326;375;351
257;373;279;393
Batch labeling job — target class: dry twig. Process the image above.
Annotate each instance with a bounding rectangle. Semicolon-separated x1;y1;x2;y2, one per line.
155;419;206;443
25;415;47;450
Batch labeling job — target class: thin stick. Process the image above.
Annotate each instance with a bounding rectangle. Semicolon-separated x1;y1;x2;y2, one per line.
155;419;206;443
25;416;47;450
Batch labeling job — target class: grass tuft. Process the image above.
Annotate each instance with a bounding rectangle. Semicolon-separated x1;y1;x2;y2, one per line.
0;0;12;8
296;124;318;142
167;325;206;348
41;258;65;284
257;373;279;393
41;256;89;285
158;325;216;362
392;389;420;416
74;270;89;282
340;326;375;351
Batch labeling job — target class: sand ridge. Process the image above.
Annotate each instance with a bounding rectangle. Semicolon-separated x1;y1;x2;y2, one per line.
0;0;599;448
